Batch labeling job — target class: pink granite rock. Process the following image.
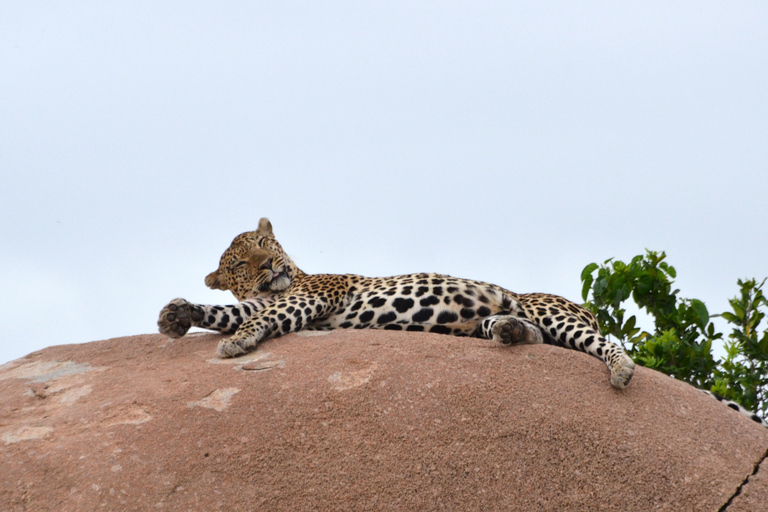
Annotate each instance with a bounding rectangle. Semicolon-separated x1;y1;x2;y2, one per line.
1;330;766;511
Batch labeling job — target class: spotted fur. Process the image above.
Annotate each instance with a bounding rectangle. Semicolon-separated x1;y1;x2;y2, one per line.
158;218;766;426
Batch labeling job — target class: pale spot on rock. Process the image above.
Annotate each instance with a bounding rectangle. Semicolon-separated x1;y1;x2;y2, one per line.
2;425;54;444
0;360;95;383
207;351;286;372
57;385;93;404
103;404;153;426
206;352;271;365
328;362;378;391
188;388;240;411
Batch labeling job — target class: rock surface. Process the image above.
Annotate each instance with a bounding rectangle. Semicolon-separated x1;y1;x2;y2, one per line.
1;330;767;511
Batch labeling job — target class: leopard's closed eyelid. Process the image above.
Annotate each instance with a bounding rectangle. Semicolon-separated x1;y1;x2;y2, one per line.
227;261;247;271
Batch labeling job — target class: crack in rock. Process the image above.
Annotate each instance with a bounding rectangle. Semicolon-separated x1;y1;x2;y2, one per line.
240;360;283;372
717;444;768;511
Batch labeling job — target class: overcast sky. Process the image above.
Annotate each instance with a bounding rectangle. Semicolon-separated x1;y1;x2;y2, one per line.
2;2;767;365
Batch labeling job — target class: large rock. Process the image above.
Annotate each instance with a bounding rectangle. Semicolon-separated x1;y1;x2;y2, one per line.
1;330;766;511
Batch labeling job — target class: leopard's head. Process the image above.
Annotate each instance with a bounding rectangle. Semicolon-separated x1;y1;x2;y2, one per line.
205;218;300;301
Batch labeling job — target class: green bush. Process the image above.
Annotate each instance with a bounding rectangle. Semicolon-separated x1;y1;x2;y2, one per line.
712;278;768;416
581;251;768;417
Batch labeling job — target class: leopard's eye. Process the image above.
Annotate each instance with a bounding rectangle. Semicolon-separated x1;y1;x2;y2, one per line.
228;261;247;271
260;258;273;270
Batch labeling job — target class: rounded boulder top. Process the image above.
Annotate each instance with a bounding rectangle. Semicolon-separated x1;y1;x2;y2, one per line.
1;329;767;511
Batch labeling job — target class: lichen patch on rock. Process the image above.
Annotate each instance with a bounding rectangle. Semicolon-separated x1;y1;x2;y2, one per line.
328;361;378;391
0;360;95;383
187;387;240;411
2;425;53;444
102;404;153;426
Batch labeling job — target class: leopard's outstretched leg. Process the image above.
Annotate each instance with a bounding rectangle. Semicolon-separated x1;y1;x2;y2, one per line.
605;348;635;389
517;293;635;389
158;298;273;338
216;293;343;358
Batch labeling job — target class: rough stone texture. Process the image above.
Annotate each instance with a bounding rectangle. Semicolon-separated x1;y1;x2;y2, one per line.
1;329;767;511
728;447;768;512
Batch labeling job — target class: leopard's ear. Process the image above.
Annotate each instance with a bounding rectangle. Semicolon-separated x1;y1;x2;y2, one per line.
257;217;274;238
205;269;228;290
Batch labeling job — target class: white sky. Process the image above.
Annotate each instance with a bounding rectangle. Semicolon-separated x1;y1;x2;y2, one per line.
2;2;767;365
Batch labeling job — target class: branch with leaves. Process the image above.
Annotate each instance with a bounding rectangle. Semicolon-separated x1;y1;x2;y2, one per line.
581;252;767;416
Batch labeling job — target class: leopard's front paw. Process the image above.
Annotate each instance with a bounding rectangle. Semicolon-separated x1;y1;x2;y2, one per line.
158;298;202;338
216;336;256;358
492;317;542;345
610;355;635;389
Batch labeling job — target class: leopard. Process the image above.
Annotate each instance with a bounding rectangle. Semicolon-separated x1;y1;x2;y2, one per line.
158;217;634;388
158;218;767;426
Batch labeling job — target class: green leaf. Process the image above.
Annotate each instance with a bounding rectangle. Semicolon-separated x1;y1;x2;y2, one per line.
629;332;649;346
690;299;709;331
621;282;633;302
594;277;608;296
581;276;593;303
636;274;653;296
581;263;598;282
